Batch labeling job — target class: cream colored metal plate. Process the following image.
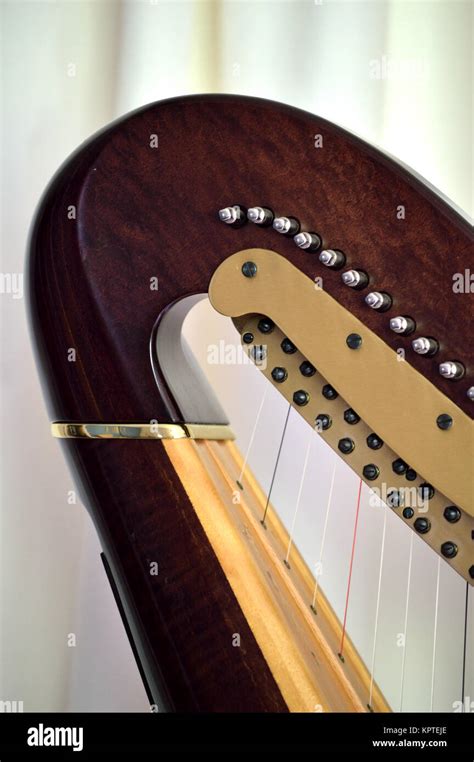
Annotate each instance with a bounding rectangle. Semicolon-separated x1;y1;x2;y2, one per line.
209;248;473;518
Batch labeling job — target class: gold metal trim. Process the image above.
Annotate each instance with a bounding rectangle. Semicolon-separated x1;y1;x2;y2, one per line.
209;247;473;516
51;422;235;441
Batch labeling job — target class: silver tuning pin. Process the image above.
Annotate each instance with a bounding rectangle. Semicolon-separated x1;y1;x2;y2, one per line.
412;337;439;356
273;216;300;236
439;361;465;380
294;232;322;251
218;205;247;228
341;269;369;290
467;387;474;401
389;316;416;335
365;291;392;312
319;249;346;269
247;206;274;226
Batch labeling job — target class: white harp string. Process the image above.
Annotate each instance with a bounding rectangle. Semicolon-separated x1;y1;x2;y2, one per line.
237;385;269;486
430;556;441;712
262;403;292;524
399;531;414;712
311;458;337;610
368;505;388;709
284;425;314;565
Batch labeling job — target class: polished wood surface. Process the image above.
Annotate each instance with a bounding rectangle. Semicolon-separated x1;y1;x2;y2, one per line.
28;95;473;711
165;437;390;712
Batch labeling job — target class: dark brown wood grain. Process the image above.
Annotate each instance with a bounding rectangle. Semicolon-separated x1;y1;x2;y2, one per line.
27;94;473;711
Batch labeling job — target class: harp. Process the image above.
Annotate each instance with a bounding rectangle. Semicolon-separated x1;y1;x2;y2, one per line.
28;94;473;713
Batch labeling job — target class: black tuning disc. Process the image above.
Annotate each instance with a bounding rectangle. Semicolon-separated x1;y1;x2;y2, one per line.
344;408;360;424
322;384;338;400
414;517;431;534
293;390;309;406
338;438;355;454
443;506;461;523
363;464;379;481
299;361;316;377
315;414;332;431
367;433;383;450
281;338;297;354
258;317;274;334
271;367;287;383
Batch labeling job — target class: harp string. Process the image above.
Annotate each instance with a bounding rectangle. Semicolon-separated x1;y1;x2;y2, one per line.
338;477;363;659
262;403;292;525
311;458;337;612
430;556;441;712
399;531;414;712
461;582;469;712
232;373;471;711
368;505;388;709
284;424;315;566
237;385;269;489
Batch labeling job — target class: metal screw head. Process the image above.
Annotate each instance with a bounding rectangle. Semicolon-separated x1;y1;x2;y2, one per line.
412;337;429;353
319;250;334;266
469;566;474;580
405;468;417;481
218;205;244;225
247;207;261;222
436;413;453;430
271;367;287;383
390;316;408;334
342;270;359;287
467;386;474;401
318;248;345;268
346;333;362;350
241;261;257;278
219;207;233;222
294;232;311;249
248;206;272;224
439;361;464;379
402;507;414;519
365;292;384;309
242;332;254;344
412;337;437;355
273;216;290;234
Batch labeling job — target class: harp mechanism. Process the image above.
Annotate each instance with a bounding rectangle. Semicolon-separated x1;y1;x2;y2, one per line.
31;94;473;714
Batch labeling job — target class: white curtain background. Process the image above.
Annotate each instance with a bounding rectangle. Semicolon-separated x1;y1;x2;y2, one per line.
1;0;472;712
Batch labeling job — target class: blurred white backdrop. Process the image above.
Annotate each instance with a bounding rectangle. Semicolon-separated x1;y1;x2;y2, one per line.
0;0;472;712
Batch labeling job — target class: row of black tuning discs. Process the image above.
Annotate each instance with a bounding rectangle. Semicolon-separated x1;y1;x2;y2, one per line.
243;320;470;577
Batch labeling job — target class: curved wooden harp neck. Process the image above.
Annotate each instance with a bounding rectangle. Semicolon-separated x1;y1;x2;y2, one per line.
28;94;473;713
